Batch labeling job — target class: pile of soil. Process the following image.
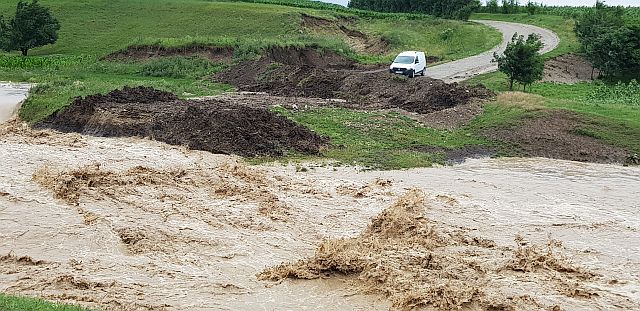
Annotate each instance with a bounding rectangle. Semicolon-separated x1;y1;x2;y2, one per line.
216;47;493;114
103;45;234;63
483;110;630;164
543;54;601;84
38;86;327;157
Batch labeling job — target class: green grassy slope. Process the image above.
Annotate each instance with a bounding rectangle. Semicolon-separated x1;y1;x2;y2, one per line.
0;0;500;60
0;0;500;123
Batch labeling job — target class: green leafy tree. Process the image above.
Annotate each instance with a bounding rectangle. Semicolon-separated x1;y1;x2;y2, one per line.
493;33;544;91
575;1;639;77
486;0;499;13
0;0;60;56
526;1;538;15
501;0;519;14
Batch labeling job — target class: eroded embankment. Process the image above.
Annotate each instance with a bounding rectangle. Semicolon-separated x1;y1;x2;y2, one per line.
37;86;327;157
215;46;494;114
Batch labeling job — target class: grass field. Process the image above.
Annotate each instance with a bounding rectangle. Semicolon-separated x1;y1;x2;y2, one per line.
0;0;500;123
0;294;92;311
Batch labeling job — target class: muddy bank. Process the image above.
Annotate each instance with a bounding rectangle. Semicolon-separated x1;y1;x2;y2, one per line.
38;86;327;157
543;54;600;84
301;13;390;55
104;45;234;62
1;125;639;310
483;109;631;164
215;47;494;114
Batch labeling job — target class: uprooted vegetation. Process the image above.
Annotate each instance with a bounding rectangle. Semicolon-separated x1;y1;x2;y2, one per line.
259;189;596;310
37;86;328;157
216;46;494;114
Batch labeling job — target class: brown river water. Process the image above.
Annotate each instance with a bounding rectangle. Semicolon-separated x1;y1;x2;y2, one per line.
0;86;639;310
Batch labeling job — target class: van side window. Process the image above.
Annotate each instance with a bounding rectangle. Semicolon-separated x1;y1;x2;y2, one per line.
414;57;419;64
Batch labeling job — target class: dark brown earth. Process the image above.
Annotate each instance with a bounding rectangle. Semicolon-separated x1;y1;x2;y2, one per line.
216;47;494;114
103;45;234;62
543;54;601;84
483;110;629;164
37;87;328;157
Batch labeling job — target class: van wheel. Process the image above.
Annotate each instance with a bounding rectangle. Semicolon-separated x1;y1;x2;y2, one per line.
408;70;415;78
420;70;425;76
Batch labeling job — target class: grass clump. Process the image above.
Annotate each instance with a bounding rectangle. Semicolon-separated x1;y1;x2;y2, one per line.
0;294;93;311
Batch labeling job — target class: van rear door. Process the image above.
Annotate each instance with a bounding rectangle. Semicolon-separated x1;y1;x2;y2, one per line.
417;52;426;73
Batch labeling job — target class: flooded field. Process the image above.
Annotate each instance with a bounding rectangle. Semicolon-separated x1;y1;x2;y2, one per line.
0;119;639;310
0;82;30;123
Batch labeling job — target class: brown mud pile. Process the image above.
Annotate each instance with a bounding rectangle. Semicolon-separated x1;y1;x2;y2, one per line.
543;54;601;84
37;86;328;157
483;109;630;164
216;47;493;114
259;189;592;310
103;45;234;62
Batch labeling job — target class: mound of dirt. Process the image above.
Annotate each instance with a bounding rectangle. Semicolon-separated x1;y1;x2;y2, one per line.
38;87;328;157
543;54;601;84
259;189;593;310
104;45;234;62
339;72;494;114
482;110;630;164
215;47;493;114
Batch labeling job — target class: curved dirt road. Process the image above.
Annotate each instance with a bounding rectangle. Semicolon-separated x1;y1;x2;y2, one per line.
426;20;559;83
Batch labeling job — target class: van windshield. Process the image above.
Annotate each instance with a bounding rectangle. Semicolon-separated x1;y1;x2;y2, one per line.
393;56;415;64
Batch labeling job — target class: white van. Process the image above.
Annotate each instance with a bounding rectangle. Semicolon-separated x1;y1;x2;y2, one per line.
389;51;426;78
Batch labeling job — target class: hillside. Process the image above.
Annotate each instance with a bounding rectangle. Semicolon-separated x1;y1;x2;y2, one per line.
0;0;500;123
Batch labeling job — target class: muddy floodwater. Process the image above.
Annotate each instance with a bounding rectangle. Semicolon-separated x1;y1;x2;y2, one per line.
0;117;639;310
0;82;30;123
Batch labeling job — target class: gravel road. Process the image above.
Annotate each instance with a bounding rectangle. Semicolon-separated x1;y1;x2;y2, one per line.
426;20;560;83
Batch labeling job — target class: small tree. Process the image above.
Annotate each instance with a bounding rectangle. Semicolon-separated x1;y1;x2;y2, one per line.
0;0;60;56
526;1;538;15
493;33;545;91
486;0;499;13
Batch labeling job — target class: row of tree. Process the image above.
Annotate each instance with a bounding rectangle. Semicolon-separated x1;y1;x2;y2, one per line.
348;0;481;20
481;1;577;16
575;1;640;78
0;0;59;56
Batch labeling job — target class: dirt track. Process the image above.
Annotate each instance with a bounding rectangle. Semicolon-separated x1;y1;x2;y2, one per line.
1;124;640;310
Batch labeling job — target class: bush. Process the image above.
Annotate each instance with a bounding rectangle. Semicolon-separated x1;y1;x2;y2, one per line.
439;28;455;41
493;33;544;91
